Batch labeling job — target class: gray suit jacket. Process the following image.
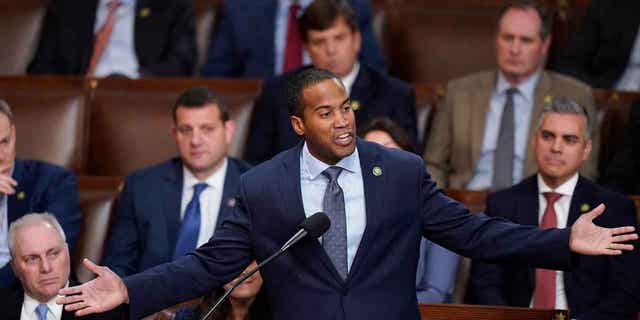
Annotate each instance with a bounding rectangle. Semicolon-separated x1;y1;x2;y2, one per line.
423;69;598;189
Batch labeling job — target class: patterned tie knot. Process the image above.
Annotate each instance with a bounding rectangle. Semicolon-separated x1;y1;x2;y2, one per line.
543;192;562;205
322;166;343;183
36;304;48;320
108;0;121;9
193;182;208;198
505;87;518;97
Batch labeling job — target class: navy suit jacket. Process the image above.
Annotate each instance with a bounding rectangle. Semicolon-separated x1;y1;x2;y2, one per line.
0;160;81;289
200;0;385;78
103;157;250;277
552;0;640;89
28;0;196;76
469;175;640;319
245;64;417;164
123;139;573;320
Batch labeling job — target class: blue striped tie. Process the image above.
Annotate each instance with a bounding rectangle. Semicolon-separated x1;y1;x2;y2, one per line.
36;304;48;320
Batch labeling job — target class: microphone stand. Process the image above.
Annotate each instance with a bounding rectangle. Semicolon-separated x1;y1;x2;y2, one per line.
199;229;309;320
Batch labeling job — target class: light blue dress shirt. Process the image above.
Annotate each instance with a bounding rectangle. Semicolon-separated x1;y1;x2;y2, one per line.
415;238;460;303
275;0;313;75
300;143;366;271
92;0;140;78
0;194;8;269
467;71;540;190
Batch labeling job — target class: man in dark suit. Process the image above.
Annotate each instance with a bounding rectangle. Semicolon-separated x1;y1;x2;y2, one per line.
245;0;416;164
102;87;250;277
58;68;636;320
469;97;639;319
552;0;640;90
0;100;81;290
201;0;385;78
28;0;196;77
601;100;640;194
2;213;123;319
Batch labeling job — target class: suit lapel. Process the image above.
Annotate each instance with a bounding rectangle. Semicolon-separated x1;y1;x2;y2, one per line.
350;65;375;124
216;158;241;230
567;176;594;228
346;139;386;283
524;71;550;177
469;72;495;168
8;160;30;224
278;144;345;284
162;159;183;251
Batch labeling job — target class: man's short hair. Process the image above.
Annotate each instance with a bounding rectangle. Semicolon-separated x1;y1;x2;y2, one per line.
0;99;15;125
497;0;553;40
299;0;359;42
287;68;344;118
8;213;66;257
172;87;229;123
536;96;591;140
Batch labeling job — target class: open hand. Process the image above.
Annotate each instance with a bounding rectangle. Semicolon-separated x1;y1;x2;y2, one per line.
56;259;129;316
570;204;638;255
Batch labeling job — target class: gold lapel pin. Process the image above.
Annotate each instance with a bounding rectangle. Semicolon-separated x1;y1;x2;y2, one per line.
580;203;590;212
351;100;360;111
372;166;382;177
544;95;552;105
139;7;151;17
17;191;25;200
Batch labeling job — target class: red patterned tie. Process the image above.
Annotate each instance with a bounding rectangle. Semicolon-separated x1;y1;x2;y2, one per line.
533;191;562;309
283;2;302;72
87;0;120;75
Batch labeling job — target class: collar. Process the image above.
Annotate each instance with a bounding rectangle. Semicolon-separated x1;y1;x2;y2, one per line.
23;282;68;320
537;172;579;197
182;158;228;191
100;0;135;7
340;62;360;95
301;142;361;180
495;69;541;104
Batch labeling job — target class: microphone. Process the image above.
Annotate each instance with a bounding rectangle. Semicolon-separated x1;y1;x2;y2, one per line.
199;212;330;320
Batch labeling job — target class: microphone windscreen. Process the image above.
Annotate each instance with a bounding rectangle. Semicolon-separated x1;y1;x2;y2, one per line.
299;212;330;238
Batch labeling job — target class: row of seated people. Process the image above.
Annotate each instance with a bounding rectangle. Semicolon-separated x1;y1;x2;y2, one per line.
3;0;640;92
0;77;639;319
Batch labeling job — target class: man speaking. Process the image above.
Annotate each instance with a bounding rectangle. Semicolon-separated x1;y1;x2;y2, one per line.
58;68;637;320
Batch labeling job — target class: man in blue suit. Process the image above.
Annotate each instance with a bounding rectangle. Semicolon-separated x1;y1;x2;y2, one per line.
201;0;385;78
102;87;250;277
245;0;416;164
0;100;81;290
469;97;640;319
59;69;637;320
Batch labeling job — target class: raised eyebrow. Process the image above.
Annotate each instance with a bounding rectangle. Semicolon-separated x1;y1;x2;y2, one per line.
562;134;579;140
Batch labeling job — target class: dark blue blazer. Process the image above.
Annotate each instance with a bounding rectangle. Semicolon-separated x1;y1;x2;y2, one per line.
102;157;250;277
28;0;196;76
469;175;640;319
0;160;81;289
122;139;573;320
245;64;417;164
200;0;385;78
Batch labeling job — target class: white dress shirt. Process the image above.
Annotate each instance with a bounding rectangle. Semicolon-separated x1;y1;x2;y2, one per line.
340;62;360;96
530;173;579;310
180;159;227;247
300;143;366;271
615;26;640;91
20;288;65;320
92;0;140;78
467;71;540;190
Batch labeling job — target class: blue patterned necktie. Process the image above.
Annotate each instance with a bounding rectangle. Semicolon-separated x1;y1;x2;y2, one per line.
36;304;48;320
173;182;208;260
321;166;348;280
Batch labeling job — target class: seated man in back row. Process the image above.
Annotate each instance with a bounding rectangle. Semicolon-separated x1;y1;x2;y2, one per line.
0;100;81;290
245;0;416;164
2;213;124;319
469;97;640;319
